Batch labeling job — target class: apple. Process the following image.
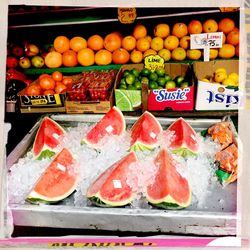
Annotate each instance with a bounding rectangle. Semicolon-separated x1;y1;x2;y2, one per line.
12;45;24;57
6;56;18;68
19;57;31;69
25;44;40;57
31;55;44;68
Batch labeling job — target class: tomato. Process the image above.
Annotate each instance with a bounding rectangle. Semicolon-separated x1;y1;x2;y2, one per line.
39;76;56;90
43;90;55;95
38;73;50;81
55;83;67;94
52;71;63;82
26;84;41;96
62;77;74;86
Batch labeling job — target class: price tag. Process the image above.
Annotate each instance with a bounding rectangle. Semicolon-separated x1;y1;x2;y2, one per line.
190;32;223;61
144;55;164;72
118;8;137;24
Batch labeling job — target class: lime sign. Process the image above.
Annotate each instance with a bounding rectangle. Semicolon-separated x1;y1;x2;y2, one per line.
144;55;164;72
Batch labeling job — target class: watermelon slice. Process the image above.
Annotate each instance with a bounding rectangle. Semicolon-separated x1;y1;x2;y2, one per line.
33;117;65;160
146;148;191;209
87;152;138;207
129;111;162;151
167;117;199;157
27;148;77;204
82;106;125;145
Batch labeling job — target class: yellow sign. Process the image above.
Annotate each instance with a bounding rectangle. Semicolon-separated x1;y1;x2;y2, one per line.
118;8;136;24
31;99;48;105
144;55;165;72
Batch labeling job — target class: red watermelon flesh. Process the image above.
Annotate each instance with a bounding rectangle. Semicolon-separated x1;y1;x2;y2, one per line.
146;149;191;209
82;106;125;145
33;117;65;160
167;117;199;157
130;111;162;151
27;148;77;203
87;152;138;207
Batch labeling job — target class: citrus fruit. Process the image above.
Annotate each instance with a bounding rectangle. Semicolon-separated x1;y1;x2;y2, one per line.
218;44;235;59
52;71;63;82
136;37;151;52
201;78;210;83
218;18;235;34
69;36;87;52
112;48;130;64
171;47;186;61
133;24;147;39
226;30;239;46
175;76;185;86
143;49;157;58
222;78;237;86
39;76;56;90
62;49;78;67
124;90;142;108
77;48;95;66
131;68;140;77
155;68;165;77
127;85;137;90
125;73;136;85
149;81;158;89
54;36;70;53
179;36;190;50
123;70;130;77
214;72;227;83
103;33;122;52
157;77;166;87
172;23;188;38
202;19;218;33
158;48;171;61
115;90;133;111
122;36;136;51
141;68;151;77
164;74;171;82
141;76;149;84
164;36;179;50
150;37;164;51
55;83;67;93
87;34;104;51
26;84;41;96
188;20;202;34
228;72;239;84
186;49;201;60
130;50;143;63
145;35;152;43
165;80;176;89
149;72;158;81
222;33;226;44
94;49;112;65
235;44;239;57
154;23;170;38
215;68;227;74
209;48;219;60
134;80;142;90
110;31;123;40
181;82;189;88
45;51;63;68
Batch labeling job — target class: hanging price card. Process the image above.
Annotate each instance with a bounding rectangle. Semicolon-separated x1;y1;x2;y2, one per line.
118;8;137;24
144;55;164;72
190;32;223;61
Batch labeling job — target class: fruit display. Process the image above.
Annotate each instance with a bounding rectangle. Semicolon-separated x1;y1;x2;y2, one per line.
67;70;117;101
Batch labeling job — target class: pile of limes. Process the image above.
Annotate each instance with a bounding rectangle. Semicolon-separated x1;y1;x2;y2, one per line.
119;67;191;90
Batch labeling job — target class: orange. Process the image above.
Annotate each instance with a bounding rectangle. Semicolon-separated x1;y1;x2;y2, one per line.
103;33;122;52
55;83;67;94
164;36;179;50
136;37;151;52
130;50;143;63
235;44;239;57
39;76;56;90
77;48;95;66
158;48;171;61
179;36;190;49
209;49;219;60
52;71;63;82
94;49;112;65
112;48;130;64
222;33;226;44
171;47;186;61
53;36;70;53
121;36;136;51
154;23;170;38
62;50;78;67
172;23;188;38
143;49;157;58
45;51;63;68
133;24;147;39
226;30;239;46
111;31;123;40
87;34;104;51
150;37;164;51
202;19;218;33
69;36;87;52
218;18;235;34
188;20;202;34
186;49;201;60
218;44;235;59
145;35;152;43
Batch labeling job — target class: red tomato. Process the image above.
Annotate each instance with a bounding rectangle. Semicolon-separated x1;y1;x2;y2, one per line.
39;76;56;90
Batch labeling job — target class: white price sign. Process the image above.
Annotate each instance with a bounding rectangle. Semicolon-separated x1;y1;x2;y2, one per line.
190;32;223;61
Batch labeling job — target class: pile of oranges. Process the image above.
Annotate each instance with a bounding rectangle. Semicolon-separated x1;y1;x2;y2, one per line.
44;17;239;68
24;71;74;96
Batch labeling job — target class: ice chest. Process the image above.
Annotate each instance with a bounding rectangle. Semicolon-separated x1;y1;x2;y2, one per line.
194;60;239;111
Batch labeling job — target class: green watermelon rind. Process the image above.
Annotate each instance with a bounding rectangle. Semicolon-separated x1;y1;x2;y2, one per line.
36;149;56;160
149;202;183;210
171;147;198;158
216;169;231;184
129;142;156;152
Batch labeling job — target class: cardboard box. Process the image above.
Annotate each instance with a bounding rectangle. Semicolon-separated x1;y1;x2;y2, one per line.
194;60;239;110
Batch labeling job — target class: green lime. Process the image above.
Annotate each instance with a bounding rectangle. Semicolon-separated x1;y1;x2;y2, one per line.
119;84;127;89
180;82;189;88
149;81;158;89
141;77;149;84
140;68;151;77
125;73;136;85
127;85;137;90
155;68;165;77
123;70;130;77
134;80;142;90
164;74;172;82
174;75;185;86
120;78;126;86
124;89;142;108
165;80;176;89
115;90;133;111
149;72;158;82
131;68;140;78
157;77;166;87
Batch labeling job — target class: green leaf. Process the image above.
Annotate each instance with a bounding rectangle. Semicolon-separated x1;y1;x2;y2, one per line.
200;129;209;137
